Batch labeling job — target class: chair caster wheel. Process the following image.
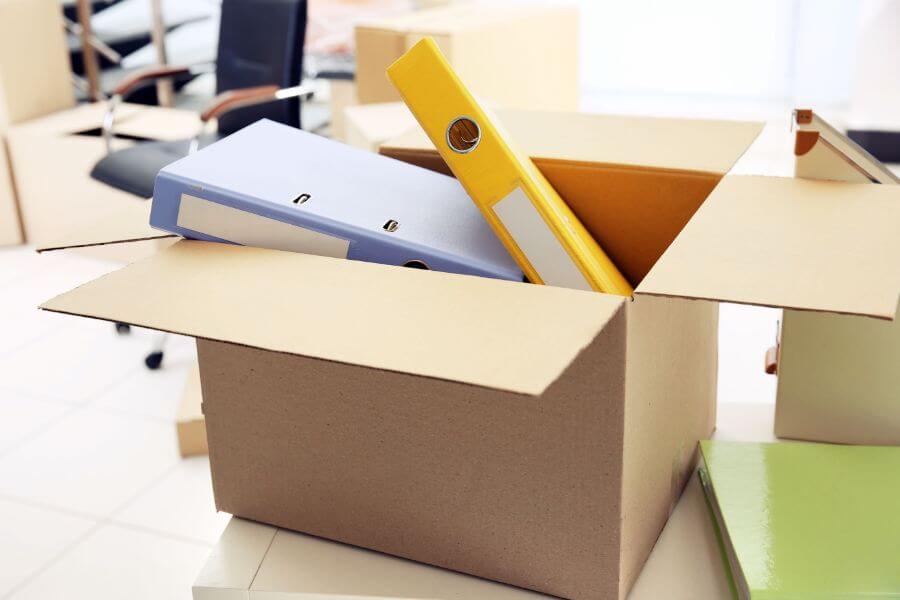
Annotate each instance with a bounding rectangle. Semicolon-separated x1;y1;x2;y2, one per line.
115;323;131;335
144;351;164;370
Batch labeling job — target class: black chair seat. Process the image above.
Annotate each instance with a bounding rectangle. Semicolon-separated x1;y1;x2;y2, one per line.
90;0;306;199
90;133;222;198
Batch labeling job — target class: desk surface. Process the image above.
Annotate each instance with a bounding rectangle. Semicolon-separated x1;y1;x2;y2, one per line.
194;402;775;599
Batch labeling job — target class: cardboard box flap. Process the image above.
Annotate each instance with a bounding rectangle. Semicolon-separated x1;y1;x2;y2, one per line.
381;109;764;176
41;240;626;395
36;201;173;253
9;102;198;141
637;176;900;320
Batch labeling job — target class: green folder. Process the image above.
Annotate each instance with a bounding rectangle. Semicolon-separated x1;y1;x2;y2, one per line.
699;440;900;599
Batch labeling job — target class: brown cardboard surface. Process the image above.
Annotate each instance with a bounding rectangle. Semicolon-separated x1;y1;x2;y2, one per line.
619;295;718;596
0;0;74;129
6;103;196;249
42;240;625;395
344;102;415;152
35;201;172;253
199;303;628;600
0;139;22;245
637;175;900;319
355;4;578;110
177;361;208;458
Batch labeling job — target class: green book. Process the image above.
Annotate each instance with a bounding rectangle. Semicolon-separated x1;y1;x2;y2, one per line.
699;440;900;599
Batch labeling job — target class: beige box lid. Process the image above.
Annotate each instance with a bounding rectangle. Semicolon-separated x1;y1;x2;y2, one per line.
356;3;569;36
41;240;625;396
636;175;900;320
381;108;765;176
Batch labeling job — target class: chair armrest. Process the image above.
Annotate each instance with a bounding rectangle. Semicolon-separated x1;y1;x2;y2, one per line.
186;84;316;155
199;83;317;122
102;64;213;154
113;65;193;98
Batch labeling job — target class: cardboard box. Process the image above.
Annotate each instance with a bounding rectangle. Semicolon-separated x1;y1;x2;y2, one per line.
0;0;74;129
344;102;415;152
6;102;196;260
177;362;208;458
770;113;900;445
0;139;21;245
192;402;774;600
774;309;900;444
39;111;900;599
355;3;579;110
328;79;358;142
0;0;76;245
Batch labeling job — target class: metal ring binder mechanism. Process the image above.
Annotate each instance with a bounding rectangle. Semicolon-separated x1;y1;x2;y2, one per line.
388;38;633;296
447;117;481;153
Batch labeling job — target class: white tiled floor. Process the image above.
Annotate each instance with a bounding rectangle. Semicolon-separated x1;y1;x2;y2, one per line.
0;247;229;600
0;241;779;599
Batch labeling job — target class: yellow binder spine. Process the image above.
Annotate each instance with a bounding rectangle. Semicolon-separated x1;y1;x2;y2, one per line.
387;37;633;296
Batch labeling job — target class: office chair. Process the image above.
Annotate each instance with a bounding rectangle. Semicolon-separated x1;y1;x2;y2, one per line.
97;0;311;369
91;0;311;199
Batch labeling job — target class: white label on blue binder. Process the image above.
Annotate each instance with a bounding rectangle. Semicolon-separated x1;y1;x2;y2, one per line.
177;194;350;258
493;187;592;291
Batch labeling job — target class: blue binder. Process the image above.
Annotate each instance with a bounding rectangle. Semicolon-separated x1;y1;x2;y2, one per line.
150;119;521;281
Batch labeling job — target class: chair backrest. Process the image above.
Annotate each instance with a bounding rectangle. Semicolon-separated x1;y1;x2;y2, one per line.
215;0;307;135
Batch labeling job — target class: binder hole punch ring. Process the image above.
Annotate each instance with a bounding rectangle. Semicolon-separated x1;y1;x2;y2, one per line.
403;260;430;270
446;117;480;153
383;219;400;232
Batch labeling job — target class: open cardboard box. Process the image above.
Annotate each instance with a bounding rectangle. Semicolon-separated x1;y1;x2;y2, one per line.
6;102;196;260
37;111;900;600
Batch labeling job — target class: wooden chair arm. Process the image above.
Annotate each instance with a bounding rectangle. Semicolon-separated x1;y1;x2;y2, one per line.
113;65;192;98
199;83;316;123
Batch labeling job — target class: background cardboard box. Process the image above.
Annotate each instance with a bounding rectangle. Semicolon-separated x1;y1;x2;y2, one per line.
344;102;415;152
6;102;196;261
770;122;900;445
0;0;74;128
0;0;75;246
355;3;579;110
775;308;900;444
178;362;209;458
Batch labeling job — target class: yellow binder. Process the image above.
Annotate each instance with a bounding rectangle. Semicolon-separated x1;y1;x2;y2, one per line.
387;38;633;296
